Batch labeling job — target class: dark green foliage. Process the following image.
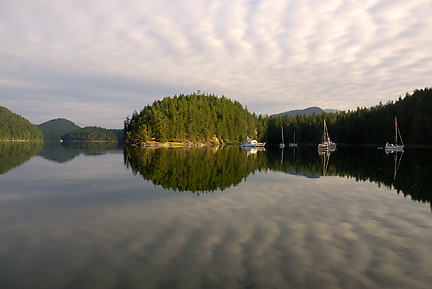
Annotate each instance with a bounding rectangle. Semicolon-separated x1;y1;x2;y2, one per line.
124;92;260;143
264;87;432;145
37;118;80;141
0;106;43;140
0;142;43;174
124;146;263;193
61;127;124;142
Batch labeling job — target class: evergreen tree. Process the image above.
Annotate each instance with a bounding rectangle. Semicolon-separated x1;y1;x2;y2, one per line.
124;92;260;144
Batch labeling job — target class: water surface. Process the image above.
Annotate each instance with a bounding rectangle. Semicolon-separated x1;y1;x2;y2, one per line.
1;143;431;289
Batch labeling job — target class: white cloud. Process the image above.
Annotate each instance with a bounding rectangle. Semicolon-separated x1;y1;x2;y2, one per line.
1;0;431;126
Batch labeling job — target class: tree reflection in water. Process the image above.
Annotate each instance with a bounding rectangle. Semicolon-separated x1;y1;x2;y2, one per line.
0;142;43;175
124;146;265;194
124;146;432;211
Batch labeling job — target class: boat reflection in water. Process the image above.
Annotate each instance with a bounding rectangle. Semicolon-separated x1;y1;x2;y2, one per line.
318;149;334;176
241;146;266;156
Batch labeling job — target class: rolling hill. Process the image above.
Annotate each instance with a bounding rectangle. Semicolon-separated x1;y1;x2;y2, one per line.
37;118;80;141
0;106;43;140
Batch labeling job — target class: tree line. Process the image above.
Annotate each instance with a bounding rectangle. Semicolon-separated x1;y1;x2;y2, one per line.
0;106;43;141
263;87;432;145
124;92;258;144
61;127;124;142
125;87;432;146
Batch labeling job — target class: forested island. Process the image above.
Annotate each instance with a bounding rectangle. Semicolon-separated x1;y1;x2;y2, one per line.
123;93;258;144
125;87;432;146
0;106;43;141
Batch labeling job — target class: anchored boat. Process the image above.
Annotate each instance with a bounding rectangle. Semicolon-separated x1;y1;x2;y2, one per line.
385;117;404;153
318;120;336;151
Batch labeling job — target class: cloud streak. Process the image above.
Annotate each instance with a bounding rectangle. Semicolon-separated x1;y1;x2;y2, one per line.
1;0;431;127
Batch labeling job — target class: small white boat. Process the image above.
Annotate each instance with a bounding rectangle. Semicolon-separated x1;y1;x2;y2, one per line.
385;117;404;153
240;137;265;148
318;120;336;151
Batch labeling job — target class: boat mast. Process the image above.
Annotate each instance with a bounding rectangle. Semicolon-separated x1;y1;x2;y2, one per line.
396;117;404;145
323;120;326;143
323;120;330;143
281;125;284;144
394;117;398;144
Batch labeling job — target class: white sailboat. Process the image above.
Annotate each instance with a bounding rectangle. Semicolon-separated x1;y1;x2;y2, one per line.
385;117;404;153
318;120;336;151
280;126;285;148
289;131;298;147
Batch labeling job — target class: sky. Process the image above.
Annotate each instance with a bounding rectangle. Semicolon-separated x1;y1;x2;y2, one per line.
1;0;431;128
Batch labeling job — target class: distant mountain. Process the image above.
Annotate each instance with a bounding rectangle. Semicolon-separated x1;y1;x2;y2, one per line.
0;105;43;140
323;109;340;113
275;107;323;117
37;118;80;141
275;107;339;117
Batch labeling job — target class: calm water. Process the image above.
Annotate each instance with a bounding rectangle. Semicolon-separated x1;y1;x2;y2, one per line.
1;142;432;289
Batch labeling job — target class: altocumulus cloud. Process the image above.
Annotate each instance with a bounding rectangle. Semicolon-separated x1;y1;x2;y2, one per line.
1;0;431;127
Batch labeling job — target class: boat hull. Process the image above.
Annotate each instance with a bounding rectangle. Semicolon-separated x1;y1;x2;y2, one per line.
385;144;404;152
240;141;265;148
318;142;336;151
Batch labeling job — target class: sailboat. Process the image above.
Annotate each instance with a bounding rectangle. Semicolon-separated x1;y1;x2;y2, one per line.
289;131;298;147
385;117;404;152
318;120;336;151
280;126;285;148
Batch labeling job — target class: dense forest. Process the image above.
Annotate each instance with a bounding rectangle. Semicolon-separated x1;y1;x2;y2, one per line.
0;106;43;141
124;93;259;144
125;88;432;146
61;127;124;142
37;118;80;140
264;87;432;145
